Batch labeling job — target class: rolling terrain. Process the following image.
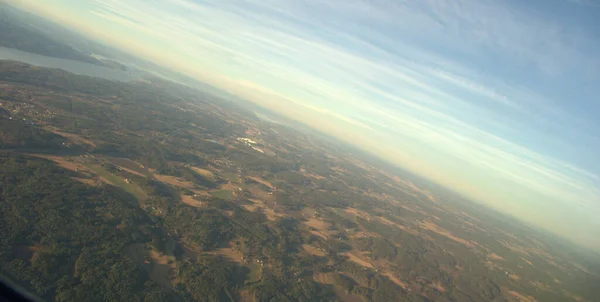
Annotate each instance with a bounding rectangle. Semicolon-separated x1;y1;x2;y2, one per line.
1;61;599;302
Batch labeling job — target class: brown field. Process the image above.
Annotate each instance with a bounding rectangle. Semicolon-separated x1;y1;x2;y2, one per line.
303;217;334;238
378;216;418;235
190;166;215;179
344;207;371;220
521;257;534;266
562;290;584;302
181;195;204;208
398;179;438;203
531;281;553;292
238;290;256;302
571;261;598;276
420;221;476;248
71;177;96;186
352;231;382;239
248;198;265;206
461;219;488;233
47;127;97;147
248;176;274;189
149;250;176;265
263;208;282;221
154;173;195;189
209;247;244;263
118;166;147;177
304;218;331;230
310;231;328;240
304;172;325;180
109;157;150;176
313;272;335;284
124;243;175;288
431;281;446;293
498;240;528;255
507;290;537;302
242;203;260;212
12;245;42;262
384;272;407;288
148;250;177;288
29;155;116;186
302;244;326;257
248;187;275;202
219;182;239;191
29;154;84;172
191;189;211;197
343;252;374;269
245;198;271;216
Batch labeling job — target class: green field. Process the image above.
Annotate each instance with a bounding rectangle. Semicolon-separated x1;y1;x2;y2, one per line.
85;164;148;201
210;189;234;200
245;263;262;283
219;171;242;183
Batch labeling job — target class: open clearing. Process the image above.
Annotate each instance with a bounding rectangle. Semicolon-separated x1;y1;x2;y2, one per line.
109;157;150;176
29;154;86;172
208;247;244;263
238;290;256;302
12;245;42;262
181;195;204;208
210;189;234;200
384;272;407;288
507;290;537;302
86;164;147;201
246;263;262;283
242;199;282;221
47;127;97;147
302;244;326;257
263;207;282;221
344;207;371;220
219;171;241;183
154;173;195;189
420;220;475;248
343;252;374;269
313;272;335;284
190;166;215;179
248;186;275;202
378;216;418;235
124;244;175;288
242;203;260;212
29;154;146;200
304;218;331;230
303;217;334;238
70;177;96;185
148;250;176;288
314;272;366;302
247;176;274;189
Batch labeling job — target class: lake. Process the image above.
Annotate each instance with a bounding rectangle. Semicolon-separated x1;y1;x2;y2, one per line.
0;46;143;82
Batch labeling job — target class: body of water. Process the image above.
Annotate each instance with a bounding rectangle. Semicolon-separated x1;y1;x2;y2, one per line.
0;46;143;81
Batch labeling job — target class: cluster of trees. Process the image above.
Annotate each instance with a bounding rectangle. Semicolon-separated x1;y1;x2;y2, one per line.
0;119;65;150
0;154;175;301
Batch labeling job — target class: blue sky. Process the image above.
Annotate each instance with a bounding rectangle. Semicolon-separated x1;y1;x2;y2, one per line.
11;0;600;249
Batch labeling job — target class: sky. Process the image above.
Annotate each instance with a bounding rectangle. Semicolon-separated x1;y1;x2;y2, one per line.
9;0;600;250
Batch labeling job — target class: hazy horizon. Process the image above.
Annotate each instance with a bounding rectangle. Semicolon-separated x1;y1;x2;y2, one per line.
8;0;600;251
